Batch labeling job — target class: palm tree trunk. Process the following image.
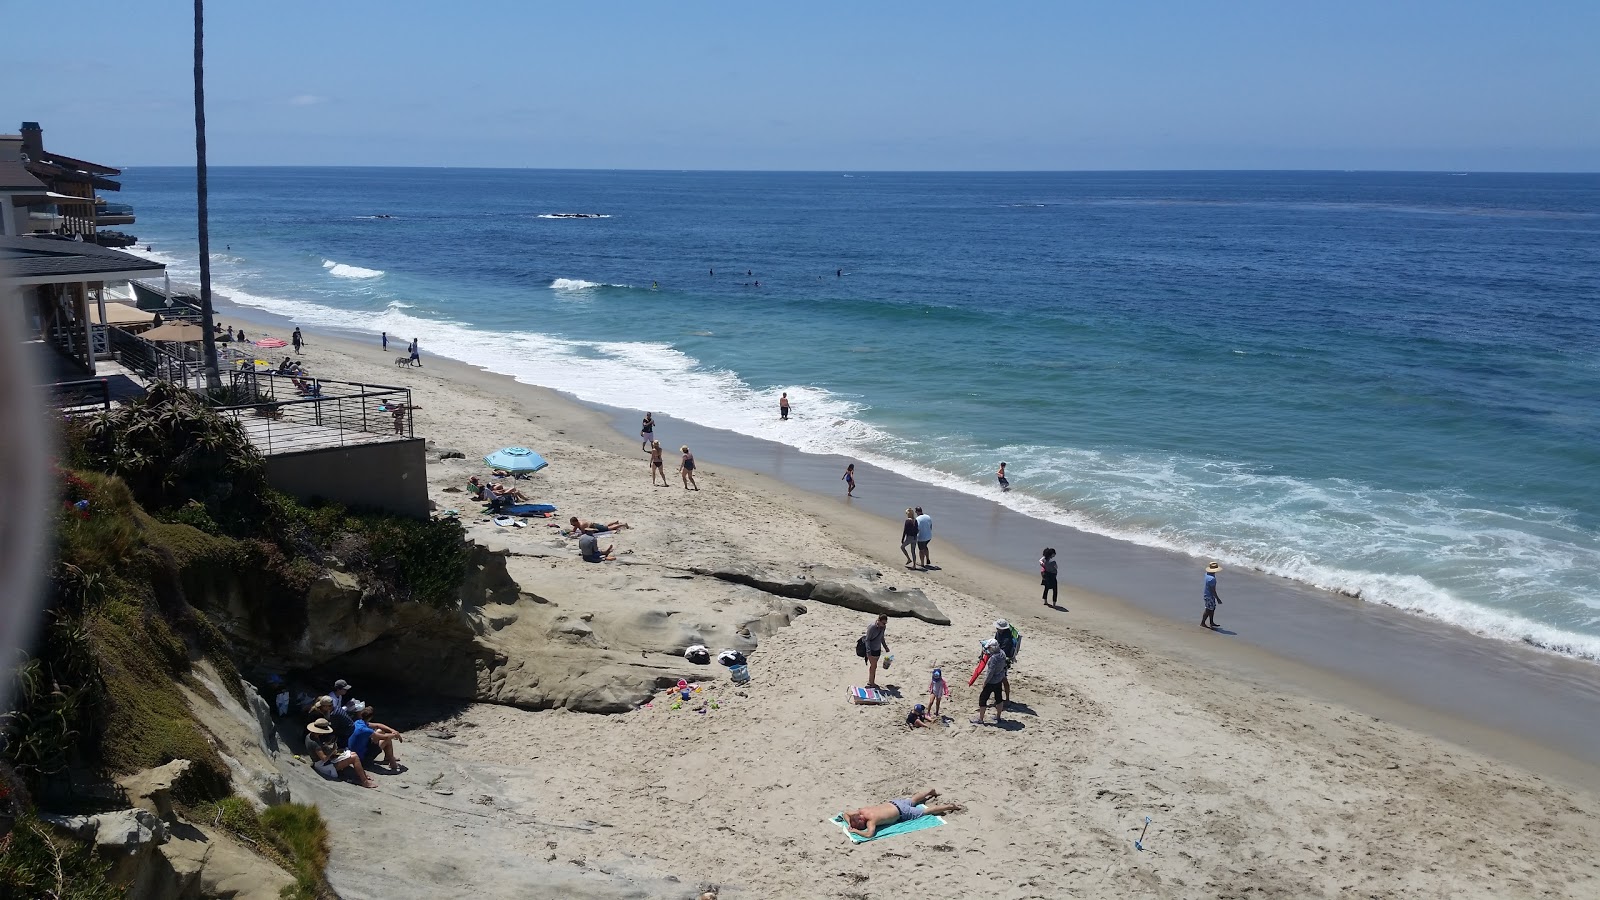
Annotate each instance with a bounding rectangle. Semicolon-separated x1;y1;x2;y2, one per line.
194;0;221;391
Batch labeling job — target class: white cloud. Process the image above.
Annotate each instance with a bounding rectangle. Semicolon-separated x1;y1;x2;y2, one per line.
288;94;327;107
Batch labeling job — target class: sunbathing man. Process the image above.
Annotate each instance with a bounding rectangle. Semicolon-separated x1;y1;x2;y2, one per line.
568;516;628;534
844;789;962;838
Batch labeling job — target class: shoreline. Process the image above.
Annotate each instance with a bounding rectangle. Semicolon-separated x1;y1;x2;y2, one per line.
205;294;1600;786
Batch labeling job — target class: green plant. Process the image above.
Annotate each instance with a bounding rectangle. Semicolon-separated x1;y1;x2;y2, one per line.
259;803;332;900
0;812;121;900
73;381;266;526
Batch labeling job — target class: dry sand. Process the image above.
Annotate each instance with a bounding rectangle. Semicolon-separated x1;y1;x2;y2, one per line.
217;309;1600;899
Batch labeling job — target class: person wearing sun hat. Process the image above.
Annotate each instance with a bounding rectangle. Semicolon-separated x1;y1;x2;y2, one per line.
993;619;1019;707
1202;561;1223;629
305;718;376;788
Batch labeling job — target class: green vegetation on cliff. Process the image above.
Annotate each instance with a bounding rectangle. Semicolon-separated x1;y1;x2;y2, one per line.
3;383;465;897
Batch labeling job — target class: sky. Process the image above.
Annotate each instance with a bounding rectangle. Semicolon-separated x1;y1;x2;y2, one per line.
4;1;1598;171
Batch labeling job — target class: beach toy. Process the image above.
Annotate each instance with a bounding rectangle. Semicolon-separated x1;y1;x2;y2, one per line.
671;701;682;710
884;653;894;670
1135;816;1152;851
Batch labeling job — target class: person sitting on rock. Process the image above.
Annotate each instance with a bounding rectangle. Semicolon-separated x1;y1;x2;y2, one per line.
568;516;629;534
844;789;962;838
305;718;376;788
310;696;357;750
348;706;404;771
578;532;614;563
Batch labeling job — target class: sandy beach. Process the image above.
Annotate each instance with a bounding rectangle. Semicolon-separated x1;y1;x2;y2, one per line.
200;300;1600;899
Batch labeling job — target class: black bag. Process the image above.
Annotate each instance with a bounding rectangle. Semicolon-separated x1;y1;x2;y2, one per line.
855;635;869;658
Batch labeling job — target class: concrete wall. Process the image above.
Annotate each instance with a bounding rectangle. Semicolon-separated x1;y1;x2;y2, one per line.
263;438;429;520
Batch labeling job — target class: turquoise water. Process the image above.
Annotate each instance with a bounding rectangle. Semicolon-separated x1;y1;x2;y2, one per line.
122;168;1600;659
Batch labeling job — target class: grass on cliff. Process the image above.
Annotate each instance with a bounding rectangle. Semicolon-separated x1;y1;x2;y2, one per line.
0;811;122;900
188;796;333;900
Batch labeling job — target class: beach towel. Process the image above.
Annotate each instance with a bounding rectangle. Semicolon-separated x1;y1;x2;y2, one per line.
830;809;945;843
849;686;888;705
503;503;557;516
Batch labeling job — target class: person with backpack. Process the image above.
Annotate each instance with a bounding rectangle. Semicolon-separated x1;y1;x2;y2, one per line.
993;619;1020;707
857;614;890;688
971;639;1010;726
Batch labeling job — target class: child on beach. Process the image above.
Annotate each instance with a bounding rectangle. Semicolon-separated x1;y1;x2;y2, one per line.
842;464;856;497
905;704;932;728
927;667;949;717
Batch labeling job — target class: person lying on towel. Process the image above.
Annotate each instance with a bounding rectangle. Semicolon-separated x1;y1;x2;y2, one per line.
844;789;963;838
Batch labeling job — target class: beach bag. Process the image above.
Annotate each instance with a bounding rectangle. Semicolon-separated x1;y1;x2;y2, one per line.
855;635;869;659
684;645;711;665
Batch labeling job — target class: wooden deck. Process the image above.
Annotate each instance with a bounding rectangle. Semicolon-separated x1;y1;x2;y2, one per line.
233;414;405;456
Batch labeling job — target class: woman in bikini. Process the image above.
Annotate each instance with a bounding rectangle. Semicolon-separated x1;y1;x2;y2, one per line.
679;445;699;490
648;440;669;486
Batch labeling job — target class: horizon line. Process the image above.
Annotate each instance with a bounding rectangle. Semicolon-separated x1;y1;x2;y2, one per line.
108;165;1600;176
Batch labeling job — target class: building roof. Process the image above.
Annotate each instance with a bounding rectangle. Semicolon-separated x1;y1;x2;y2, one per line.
0;235;164;279
0;159;46;192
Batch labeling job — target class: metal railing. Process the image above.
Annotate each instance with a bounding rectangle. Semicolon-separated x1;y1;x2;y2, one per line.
212;371;414;456
50;378;111;413
108;325;204;389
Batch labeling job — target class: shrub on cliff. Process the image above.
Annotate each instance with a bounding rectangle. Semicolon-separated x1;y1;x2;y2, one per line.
63;381;266;528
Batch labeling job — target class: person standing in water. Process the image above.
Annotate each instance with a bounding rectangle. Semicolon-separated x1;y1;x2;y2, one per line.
779;392;790;420
997;462;1010;492
1202;561;1223;629
640;412;655;451
842;464;856;497
1040;547;1059;607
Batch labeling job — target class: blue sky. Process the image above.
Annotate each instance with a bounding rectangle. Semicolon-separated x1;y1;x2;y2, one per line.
5;1;1597;171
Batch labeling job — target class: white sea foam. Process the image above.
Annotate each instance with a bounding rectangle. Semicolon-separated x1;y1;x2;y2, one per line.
549;278;630;292
153;251;1600;665
537;213;612;219
323;259;385;279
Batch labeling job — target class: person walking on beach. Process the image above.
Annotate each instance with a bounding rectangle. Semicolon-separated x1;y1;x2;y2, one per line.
1202;561;1223;629
292;327;304;353
997;461;1010;492
915;507;934;568
1040;547;1059;607
640;412;656;451
779;392;790;420
381;331;388;352
993;619;1019;707
842;464;856;497
863;614;890;688
679;445;699;490
972;639;1009;726
900;508;918;567
409;339;421;368
647;440;669;487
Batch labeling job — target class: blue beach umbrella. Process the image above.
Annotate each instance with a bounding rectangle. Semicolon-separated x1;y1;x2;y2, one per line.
484;446;549;473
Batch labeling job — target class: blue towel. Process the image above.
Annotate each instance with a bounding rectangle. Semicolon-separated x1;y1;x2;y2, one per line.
831;808;945;843
503;503;557;516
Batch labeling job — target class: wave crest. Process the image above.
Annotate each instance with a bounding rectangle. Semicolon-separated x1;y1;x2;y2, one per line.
323;259;385;279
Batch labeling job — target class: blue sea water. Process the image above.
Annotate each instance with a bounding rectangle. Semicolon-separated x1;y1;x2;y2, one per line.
121;168;1600;660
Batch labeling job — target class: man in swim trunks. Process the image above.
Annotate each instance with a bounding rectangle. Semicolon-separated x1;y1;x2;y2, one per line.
844;789;962;838
779;392;790;420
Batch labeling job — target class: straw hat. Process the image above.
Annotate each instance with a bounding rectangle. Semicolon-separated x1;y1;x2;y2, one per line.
1206;562;1222;573
307;718;333;735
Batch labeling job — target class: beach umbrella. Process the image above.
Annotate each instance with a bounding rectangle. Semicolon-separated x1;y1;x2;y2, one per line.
255;337;289;349
484;446;549;473
140;321;207;342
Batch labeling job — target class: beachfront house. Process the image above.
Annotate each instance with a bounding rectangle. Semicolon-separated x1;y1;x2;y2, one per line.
0;121;138;247
3;235;166;378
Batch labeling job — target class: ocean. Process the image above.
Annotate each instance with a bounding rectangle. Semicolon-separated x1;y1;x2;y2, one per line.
120;168;1600;661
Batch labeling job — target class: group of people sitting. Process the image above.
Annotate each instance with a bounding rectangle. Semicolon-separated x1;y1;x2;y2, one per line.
468;475;533;509
301;678;404;789
277;357;307;376
289;376;323;397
